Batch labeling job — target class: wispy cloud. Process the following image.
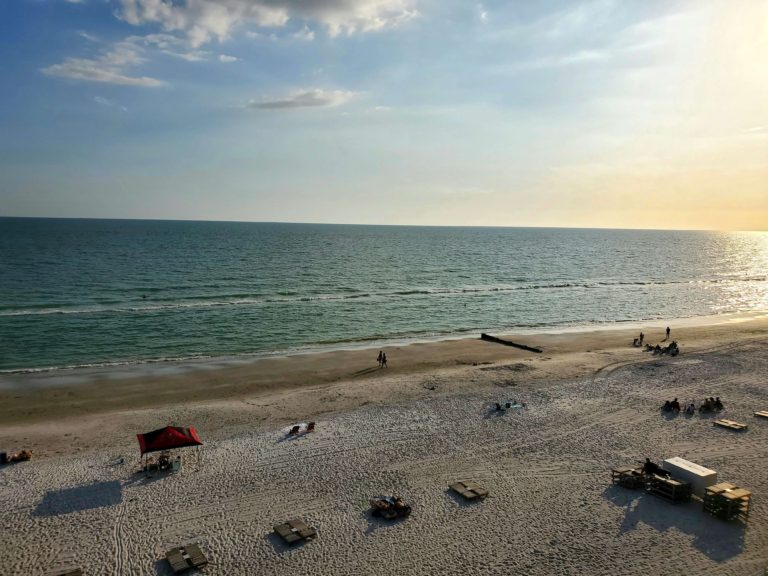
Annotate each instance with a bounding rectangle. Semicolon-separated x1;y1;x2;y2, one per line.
478;4;488;23
129;33;210;61
292;26;315;41
41;43;164;87
117;0;417;46
218;54;239;63
94;95;128;112
77;30;99;42
246;89;359;110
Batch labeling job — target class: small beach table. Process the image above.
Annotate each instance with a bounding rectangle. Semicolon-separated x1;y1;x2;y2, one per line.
449;480;489;500
713;419;748;431
273;518;317;545
754;411;768;419
166;543;208;573
646;474;692;503
611;466;645;489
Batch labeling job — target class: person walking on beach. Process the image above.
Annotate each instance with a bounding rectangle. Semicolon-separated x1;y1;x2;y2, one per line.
377;350;383;367
665;326;671;341
382;352;388;368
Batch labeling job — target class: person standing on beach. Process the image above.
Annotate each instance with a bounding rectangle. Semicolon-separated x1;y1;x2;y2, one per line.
377;350;383;367
639;332;644;345
382;352;388;368
665;326;671;340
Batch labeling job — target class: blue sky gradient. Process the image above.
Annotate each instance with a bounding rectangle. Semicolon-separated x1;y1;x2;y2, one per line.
1;0;766;229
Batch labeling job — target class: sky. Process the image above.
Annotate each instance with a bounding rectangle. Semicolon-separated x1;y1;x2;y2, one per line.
1;0;767;230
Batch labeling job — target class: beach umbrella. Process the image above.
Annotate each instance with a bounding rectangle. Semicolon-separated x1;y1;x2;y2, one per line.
136;425;203;455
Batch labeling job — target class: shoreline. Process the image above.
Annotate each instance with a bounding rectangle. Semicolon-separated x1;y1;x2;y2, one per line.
1;315;767;440
3;309;766;380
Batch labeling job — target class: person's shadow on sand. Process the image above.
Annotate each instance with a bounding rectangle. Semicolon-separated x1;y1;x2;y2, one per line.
603;486;745;561
661;409;679;421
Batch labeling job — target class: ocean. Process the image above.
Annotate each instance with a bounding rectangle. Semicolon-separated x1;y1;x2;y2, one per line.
1;218;766;373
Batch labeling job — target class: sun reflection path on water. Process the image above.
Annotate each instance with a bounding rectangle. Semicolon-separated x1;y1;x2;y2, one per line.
714;231;768;312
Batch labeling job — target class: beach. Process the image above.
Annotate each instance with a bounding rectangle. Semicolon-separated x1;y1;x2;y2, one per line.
1;318;768;575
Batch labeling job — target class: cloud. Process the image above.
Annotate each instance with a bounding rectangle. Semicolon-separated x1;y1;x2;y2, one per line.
292;26;315;41
505;49;611;73
246;89;359;109
478;4;487;22
218;54;239;62
77;30;99;42
94;95;128;111
117;0;416;46
41;43;164;86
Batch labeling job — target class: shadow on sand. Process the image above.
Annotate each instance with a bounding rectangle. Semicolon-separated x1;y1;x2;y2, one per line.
603;486;745;562
363;507;411;535
265;531;311;554
350;366;382;377
33;480;122;517
444;487;484;509
152;558;208;575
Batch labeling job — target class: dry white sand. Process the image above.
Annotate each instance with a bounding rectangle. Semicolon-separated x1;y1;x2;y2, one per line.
1;335;767;575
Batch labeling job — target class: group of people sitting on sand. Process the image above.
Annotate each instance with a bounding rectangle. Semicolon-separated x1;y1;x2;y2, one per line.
645;341;679;356
700;397;724;412
662;397;723;414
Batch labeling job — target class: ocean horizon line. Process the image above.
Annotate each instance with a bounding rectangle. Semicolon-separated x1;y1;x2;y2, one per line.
3;215;766;233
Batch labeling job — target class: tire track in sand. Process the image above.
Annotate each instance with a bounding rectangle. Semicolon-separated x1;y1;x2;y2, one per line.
112;500;127;576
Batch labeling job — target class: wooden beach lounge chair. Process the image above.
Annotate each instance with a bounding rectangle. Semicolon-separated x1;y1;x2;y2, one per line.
273;518;317;544
165;543;208;573
754;411;768;420
449;480;489;500
714;419;748;431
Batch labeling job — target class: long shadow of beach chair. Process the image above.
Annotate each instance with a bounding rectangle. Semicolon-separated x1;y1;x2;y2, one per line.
165;543;208;573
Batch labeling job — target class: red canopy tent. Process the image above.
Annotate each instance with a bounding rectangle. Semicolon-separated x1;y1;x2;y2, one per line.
137;426;203;455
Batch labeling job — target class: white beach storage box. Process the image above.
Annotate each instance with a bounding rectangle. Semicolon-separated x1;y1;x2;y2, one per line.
662;457;717;497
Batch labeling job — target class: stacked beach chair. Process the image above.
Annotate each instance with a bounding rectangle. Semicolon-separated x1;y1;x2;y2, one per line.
703;483;752;522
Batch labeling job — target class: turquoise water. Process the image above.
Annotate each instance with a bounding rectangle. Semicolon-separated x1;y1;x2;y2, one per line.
1;218;767;372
